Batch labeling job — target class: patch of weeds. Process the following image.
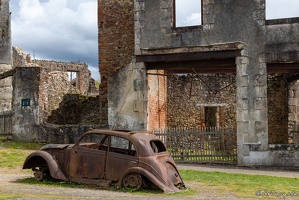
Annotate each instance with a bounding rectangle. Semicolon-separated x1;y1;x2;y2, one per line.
0;194;22;200
18;177;85;189
0;141;43;150
0;136;8;142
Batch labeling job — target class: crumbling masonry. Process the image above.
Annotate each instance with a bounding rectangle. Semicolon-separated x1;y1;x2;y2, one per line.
99;0;299;167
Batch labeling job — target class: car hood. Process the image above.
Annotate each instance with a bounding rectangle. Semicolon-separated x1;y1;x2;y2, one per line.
40;144;74;150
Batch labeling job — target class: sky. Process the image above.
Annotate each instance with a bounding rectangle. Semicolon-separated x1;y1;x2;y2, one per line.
10;0;99;80
10;0;299;81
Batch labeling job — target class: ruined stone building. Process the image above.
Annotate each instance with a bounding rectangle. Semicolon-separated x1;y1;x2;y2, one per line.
98;0;299;167
11;47;100;142
0;0;100;143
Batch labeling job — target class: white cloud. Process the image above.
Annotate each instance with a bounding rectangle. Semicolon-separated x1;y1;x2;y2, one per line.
180;13;201;27
266;0;299;20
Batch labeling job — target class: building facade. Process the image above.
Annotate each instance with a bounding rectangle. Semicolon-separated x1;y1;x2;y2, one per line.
99;0;299;167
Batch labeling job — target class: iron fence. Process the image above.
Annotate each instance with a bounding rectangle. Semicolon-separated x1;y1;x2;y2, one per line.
0;111;13;136
152;127;237;163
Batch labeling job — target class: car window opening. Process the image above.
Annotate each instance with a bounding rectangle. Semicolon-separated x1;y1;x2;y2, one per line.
150;140;167;153
109;136;136;156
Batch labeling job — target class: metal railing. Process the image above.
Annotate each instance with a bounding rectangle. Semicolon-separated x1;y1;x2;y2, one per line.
0;111;13;136
152;127;237;163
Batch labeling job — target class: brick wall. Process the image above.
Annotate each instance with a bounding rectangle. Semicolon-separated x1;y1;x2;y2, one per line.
148;70;167;130
98;0;135;126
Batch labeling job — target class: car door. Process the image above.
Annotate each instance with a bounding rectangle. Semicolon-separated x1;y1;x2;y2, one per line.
67;133;108;179
105;136;138;181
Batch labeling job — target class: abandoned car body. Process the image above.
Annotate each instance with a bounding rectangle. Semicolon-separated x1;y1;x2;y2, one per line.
23;129;185;192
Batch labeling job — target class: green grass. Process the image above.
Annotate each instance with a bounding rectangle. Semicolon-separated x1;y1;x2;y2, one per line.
0;140;42;149
0;194;22;200
0;140;42;169
1;140;299;199
180;170;299;198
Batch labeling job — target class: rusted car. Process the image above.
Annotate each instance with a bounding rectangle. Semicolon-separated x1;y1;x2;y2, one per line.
23;129;185;192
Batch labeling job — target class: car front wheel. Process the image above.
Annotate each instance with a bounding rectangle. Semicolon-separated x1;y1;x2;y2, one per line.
34;170;46;181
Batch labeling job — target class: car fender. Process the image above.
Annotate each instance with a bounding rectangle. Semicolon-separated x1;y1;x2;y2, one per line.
116;167;181;193
22;150;67;181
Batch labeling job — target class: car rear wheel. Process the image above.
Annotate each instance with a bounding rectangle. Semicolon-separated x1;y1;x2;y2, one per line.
122;173;143;191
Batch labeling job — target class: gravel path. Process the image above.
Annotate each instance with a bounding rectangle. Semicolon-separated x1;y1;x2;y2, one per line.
0;170;252;200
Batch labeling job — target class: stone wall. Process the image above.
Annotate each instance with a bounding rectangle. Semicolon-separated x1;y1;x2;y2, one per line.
98;0;135;126
0;0;12;111
167;74;236;128
12;47;99;123
165;73;291;143
47;94;100;125
108;61;147;130
36;124;101;144
11;47;101;142
98;0;299;167
12;67;41;141
288;79;299;144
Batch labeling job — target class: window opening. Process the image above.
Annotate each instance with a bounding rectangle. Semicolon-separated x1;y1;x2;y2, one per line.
266;0;299;20
110;136;129;149
79;133;106;150
67;71;79;90
204;106;217;127
109;136;136;156
150;140;167;153
174;0;202;27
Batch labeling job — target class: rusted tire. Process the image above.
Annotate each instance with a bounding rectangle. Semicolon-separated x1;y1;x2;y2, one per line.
34;170;45;181
122;173;142;190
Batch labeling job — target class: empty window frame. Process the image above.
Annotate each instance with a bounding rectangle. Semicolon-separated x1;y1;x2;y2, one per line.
266;0;299;20
174;0;202;27
67;71;79;89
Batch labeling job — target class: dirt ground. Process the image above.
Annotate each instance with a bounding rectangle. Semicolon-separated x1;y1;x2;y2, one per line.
0;167;254;200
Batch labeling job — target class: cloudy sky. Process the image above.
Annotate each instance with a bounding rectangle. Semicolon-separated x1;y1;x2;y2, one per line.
10;0;299;81
10;0;99;80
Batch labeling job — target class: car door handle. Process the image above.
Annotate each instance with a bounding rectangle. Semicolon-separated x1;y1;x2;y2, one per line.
131;161;137;164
